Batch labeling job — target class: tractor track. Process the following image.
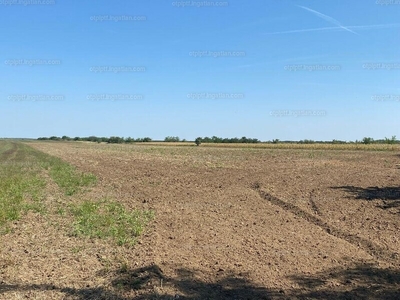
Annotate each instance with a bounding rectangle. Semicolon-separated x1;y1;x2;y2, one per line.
253;185;400;267
309;189;322;216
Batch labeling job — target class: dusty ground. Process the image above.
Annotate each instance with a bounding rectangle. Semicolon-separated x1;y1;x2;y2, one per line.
1;141;400;299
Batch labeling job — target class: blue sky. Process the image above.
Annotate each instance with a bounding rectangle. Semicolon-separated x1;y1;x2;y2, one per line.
1;0;399;141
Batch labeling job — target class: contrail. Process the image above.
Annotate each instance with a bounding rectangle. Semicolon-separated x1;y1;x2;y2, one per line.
297;5;358;35
265;23;400;35
349;23;400;30
266;26;342;35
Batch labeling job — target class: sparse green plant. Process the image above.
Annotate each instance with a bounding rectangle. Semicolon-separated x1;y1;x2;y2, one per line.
48;159;96;196
71;246;85;254
70;199;153;246
57;207;66;216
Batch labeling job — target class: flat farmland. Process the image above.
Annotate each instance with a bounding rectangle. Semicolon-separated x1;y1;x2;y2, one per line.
1;141;400;299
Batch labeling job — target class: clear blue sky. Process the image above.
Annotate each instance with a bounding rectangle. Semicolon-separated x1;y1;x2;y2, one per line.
1;0;399;141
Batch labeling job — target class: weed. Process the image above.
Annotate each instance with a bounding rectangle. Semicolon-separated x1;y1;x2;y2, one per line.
57;207;66;216
70;199;153;246
48;160;96;195
71;246;85;254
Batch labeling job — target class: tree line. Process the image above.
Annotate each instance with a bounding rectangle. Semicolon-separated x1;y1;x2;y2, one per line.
36;135;398;145
37;136;152;143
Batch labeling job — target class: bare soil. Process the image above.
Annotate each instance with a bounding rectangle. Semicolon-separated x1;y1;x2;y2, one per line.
1;142;399;299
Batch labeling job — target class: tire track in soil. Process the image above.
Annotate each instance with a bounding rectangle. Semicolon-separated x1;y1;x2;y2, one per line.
309;189;322;216
252;184;400;267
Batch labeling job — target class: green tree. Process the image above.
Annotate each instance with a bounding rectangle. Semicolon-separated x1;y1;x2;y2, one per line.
384;136;397;144
362;137;374;144
195;137;202;146
108;136;124;144
164;136;180;142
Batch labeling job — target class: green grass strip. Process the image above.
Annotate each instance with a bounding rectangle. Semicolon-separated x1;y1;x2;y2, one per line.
0;141;97;230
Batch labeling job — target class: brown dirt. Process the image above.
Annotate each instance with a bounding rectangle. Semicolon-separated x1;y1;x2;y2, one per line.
1;142;399;299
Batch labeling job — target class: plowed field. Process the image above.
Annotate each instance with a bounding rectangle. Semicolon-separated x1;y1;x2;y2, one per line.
2;141;399;299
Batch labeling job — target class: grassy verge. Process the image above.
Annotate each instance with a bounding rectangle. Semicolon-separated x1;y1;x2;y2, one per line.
24;145;97;196
0;142;47;231
0;141;152;246
0;141;96;229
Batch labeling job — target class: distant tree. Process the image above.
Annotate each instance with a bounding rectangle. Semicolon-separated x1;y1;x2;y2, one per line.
298;139;314;144
195;137;202;146
85;136;99;142
332;139;346;144
108;136;124;144
251;138;260;143
164;136;180;142
272;139;280;144
211;136;221;143
362;137;374;145
197;136;260;144
384;136;397;144
49;136;60;141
